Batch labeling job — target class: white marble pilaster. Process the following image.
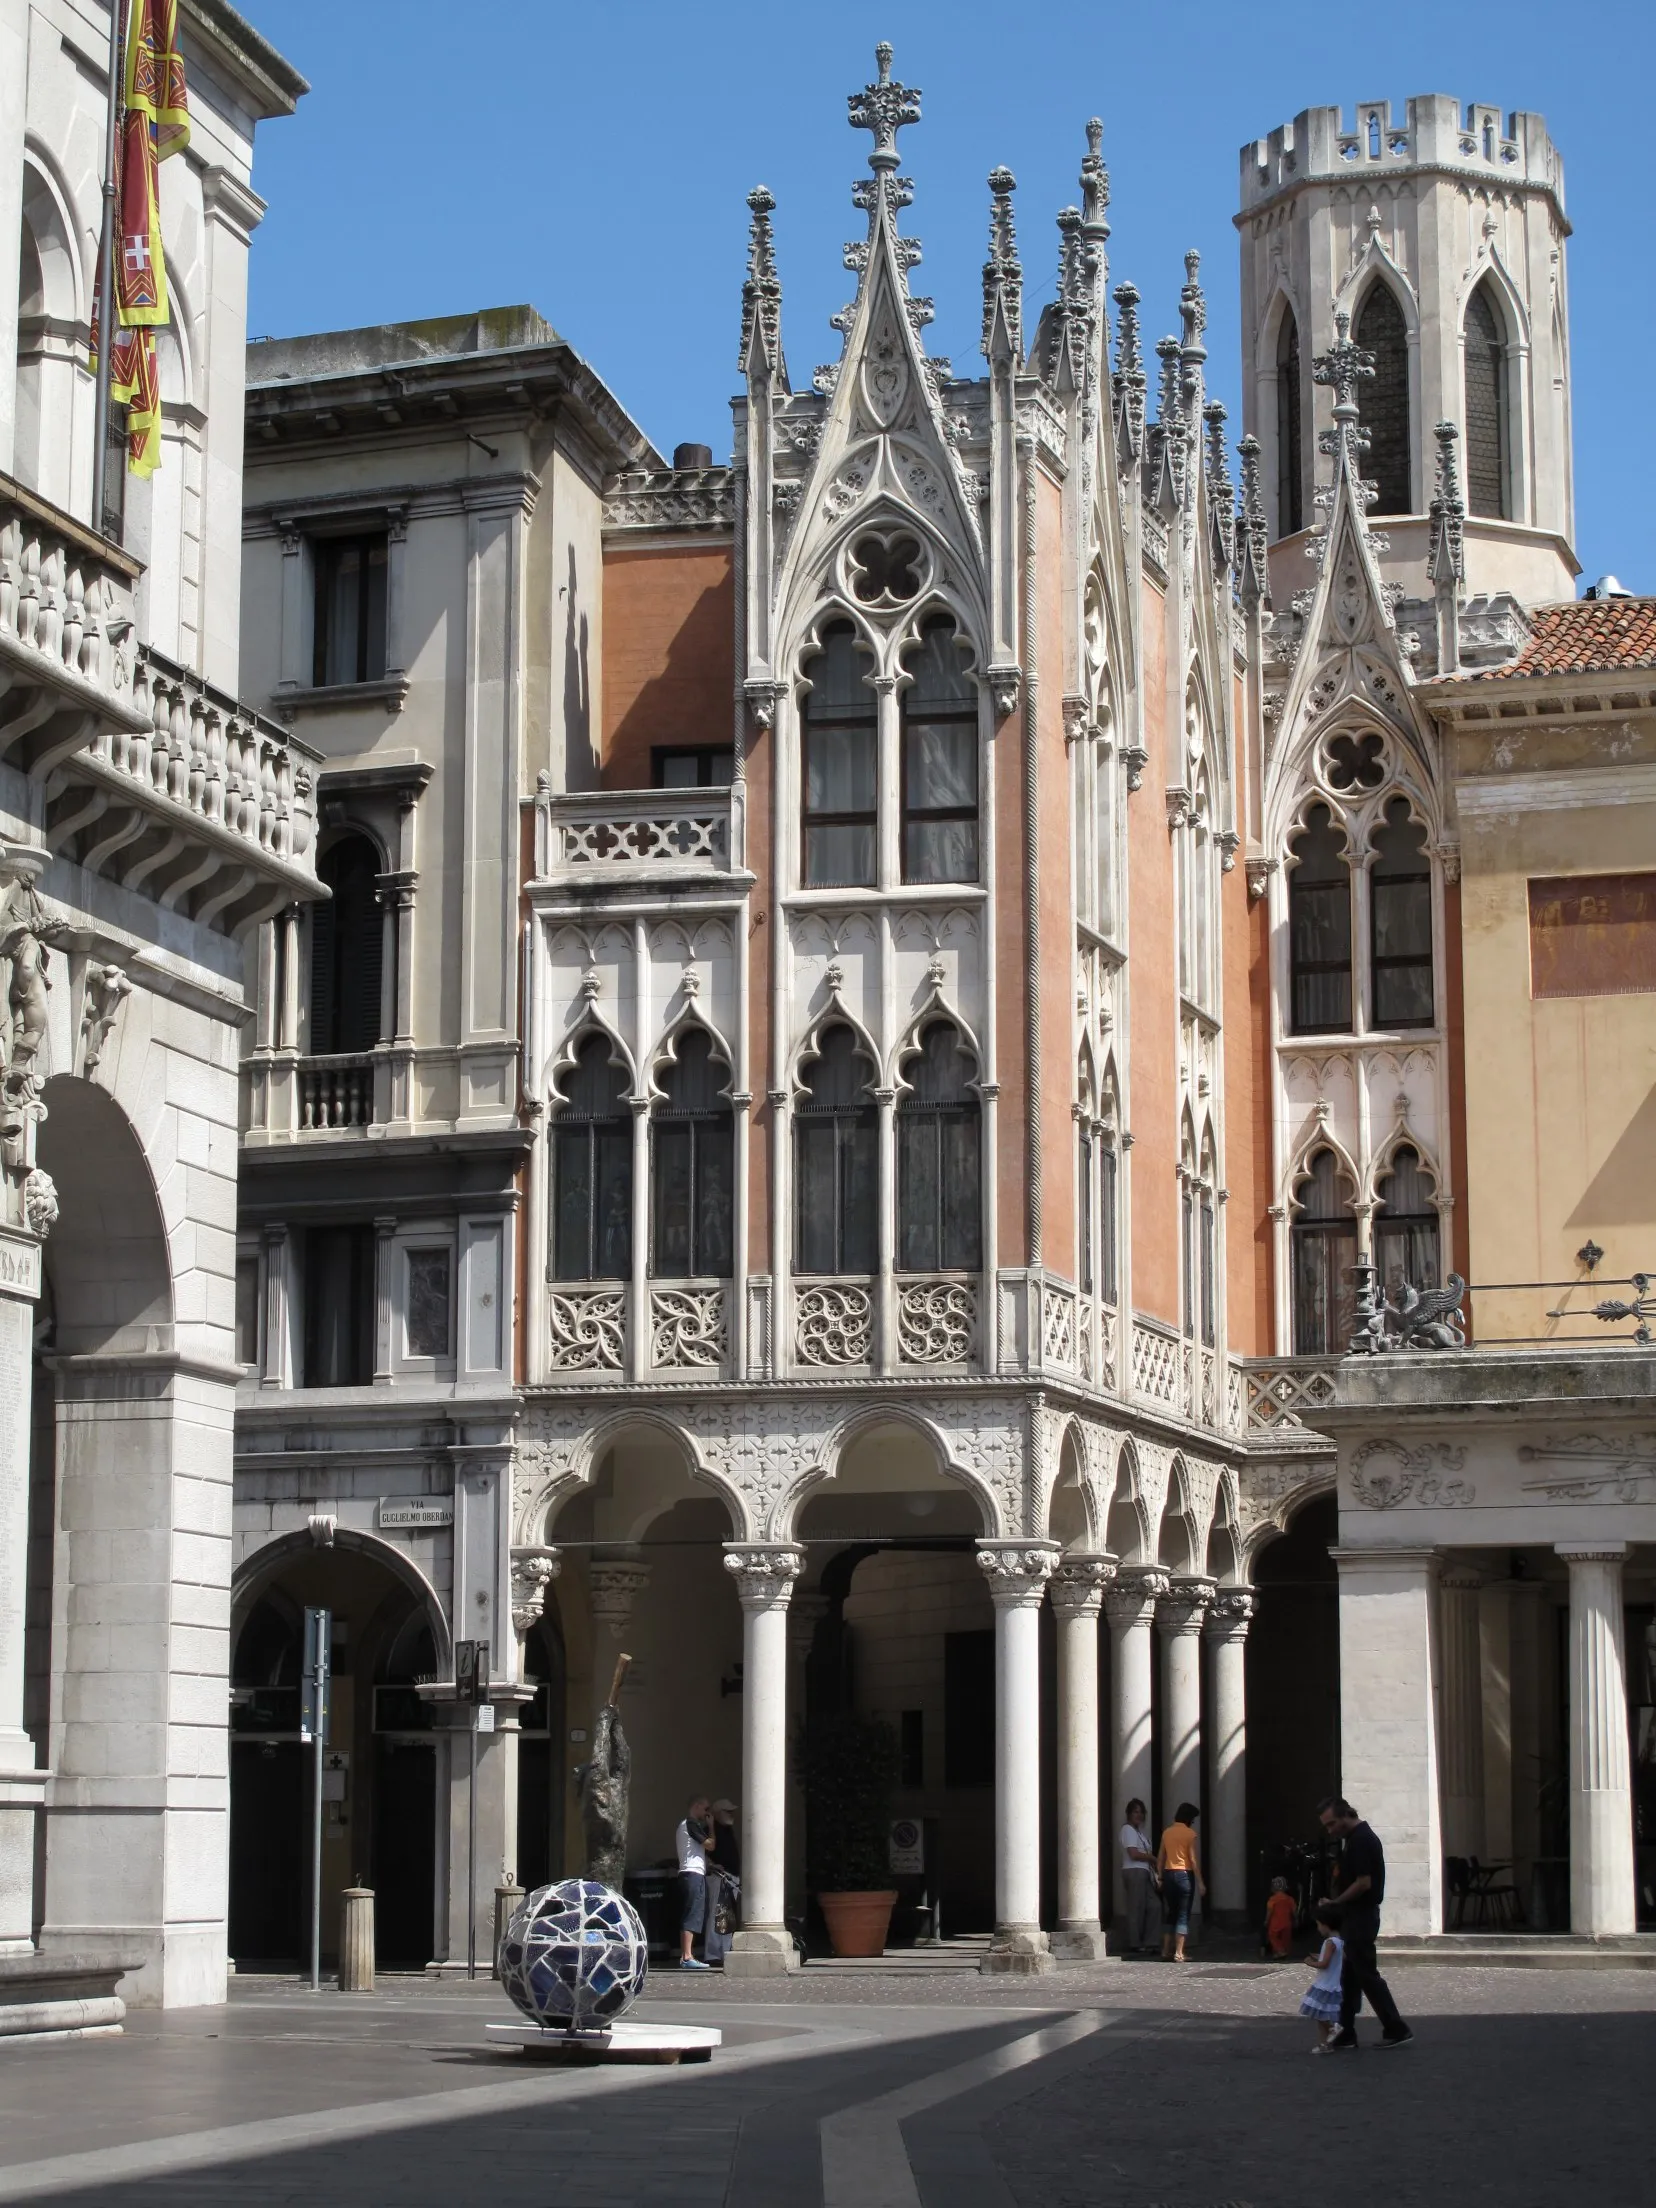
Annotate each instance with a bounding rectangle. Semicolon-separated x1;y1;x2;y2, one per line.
1105;1565;1169;1922
1556;1545;1636;1938
977;1543;1058;1974
1438;1562;1486;1861
1049;1555;1116;1962
0;1231;43;1955
723;1545;803;1977
1203;1588;1255;1927
1332;1547;1442;1937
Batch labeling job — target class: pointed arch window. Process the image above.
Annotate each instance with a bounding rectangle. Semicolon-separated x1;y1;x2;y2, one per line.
1079;1106;1119;1305
1276;307;1303;535
1289;804;1352;1034
1374;1144;1441;1301
801;622;877;888
1370;797;1434;1028
901;615;979;884
1292;1149;1357;1355
1355;284;1410;515
1181;1137;1218;1348
551;1036;632;1281
1465;281;1508;520
794;1025;877;1274
898;1021;981;1273
651;1030;733;1278
310;834;384;1054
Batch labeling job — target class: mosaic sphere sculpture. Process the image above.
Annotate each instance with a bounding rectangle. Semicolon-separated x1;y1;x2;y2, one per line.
498;1878;649;2031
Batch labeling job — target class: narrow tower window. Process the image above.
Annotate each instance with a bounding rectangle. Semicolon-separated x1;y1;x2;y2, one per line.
794;1025;877;1274
901;616;979;884
801;622;877;888
1288;804;1353;1034
1276;308;1303;536
1464;281;1508;520
1355;284;1410;515
1370;798;1434;1029
1292;1149;1357;1355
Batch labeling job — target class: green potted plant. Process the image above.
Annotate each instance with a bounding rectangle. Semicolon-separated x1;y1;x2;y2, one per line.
804;1709;901;1958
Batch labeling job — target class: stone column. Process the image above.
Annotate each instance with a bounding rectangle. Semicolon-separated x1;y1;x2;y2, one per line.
723;1545;804;1977
0;1227;44;1956
1437;1562;1486;1863
977;1543;1059;1974
1556;1545;1636;1937
1204;1588;1255;1927
1105;1566;1169;1922
1332;1547;1442;1936
785;1592;829;1920
1050;1555;1116;1961
1157;1576;1214;1822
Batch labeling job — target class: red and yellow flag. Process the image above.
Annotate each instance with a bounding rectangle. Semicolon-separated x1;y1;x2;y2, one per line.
97;0;191;479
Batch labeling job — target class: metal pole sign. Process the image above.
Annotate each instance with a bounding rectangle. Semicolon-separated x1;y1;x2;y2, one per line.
455;1640;490;1980
301;1608;331;1992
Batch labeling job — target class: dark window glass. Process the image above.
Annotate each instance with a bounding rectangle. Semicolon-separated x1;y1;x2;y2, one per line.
901;616;978;884
1181;1181;1196;1338
1098;1139;1119;1305
794;1024;876;1274
1276;309;1303;535
313;533;389;687
1370;797;1434;1028
801;623;876;887
552;1036;632;1281
309;835;384;1054
1289;804;1352;1034
653;747;734;789
651;1030;734;1277
897;1021;981;1273
1355;285;1410;516
1374;1145;1441;1301
1200;1189;1216;1348
1465;282;1507;521
302;1223;374;1387
1292;1150;1356;1355
1078;1126;1093;1294
235;1254;260;1367
405;1247;452;1359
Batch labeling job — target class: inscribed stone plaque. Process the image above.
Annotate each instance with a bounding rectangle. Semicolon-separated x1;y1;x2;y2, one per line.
1528;872;1656;999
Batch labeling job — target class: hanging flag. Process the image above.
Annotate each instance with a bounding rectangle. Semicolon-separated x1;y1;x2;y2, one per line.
99;0;191;478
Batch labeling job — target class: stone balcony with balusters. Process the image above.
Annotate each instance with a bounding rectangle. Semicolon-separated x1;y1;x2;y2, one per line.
1;471;322;931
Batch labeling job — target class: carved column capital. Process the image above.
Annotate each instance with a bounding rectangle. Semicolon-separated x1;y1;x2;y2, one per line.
509;1546;561;1638
1049;1552;1118;1620
723;1543;805;1613
976;1542;1059;1610
1104;1563;1171;1631
1156;1574;1217;1638
1203;1586;1257;1643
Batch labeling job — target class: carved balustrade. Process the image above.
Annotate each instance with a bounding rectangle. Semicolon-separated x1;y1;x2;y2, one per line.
297;1053;379;1132
896;1277;977;1366
533;782;736;882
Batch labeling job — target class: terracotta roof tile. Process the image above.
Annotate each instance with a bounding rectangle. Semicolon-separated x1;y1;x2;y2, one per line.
1469;596;1656;679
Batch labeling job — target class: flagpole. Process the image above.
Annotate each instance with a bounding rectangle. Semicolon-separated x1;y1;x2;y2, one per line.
91;0;123;537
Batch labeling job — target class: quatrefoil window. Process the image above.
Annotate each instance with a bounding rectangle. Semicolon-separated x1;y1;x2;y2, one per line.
1327;732;1386;790
849;531;924;607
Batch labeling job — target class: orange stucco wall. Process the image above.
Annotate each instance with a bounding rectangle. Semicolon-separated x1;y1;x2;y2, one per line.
600;544;734;786
1129;576;1179;1327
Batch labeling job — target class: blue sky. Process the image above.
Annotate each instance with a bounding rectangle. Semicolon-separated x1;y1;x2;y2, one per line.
241;1;1654;591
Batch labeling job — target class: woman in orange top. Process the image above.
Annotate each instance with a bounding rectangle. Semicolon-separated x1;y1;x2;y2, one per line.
1156;1803;1205;1961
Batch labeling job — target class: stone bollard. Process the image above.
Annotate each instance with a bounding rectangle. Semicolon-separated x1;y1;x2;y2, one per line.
493;1880;524;1979
338;1886;375;1993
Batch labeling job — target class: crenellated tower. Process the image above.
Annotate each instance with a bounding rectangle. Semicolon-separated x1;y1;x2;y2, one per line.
1237;96;1576;617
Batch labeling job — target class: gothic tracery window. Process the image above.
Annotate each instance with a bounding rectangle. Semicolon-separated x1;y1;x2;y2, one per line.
1276;306;1303;535
1292;1148;1356;1355
801;622;877;888
794;1025;877;1275
1356;283;1410;515
1374;1145;1441;1298
1464;280;1509;520
1370;797;1434;1029
551;1036;632;1282
900;615;979;885
651;1030;733;1278
1288;804;1353;1034
897;1020;981;1273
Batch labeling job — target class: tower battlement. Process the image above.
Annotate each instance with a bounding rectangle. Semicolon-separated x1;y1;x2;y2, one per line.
1240;97;1565;223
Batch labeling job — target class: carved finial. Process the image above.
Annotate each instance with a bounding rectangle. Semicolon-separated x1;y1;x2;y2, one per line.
1311;307;1378;527
1236;433;1270;608
1204;402;1235;573
1080;117;1110;242
1427;420;1465;587
1149;334;1185;505
738;185;783;379
1179;250;1206;358
1111;281;1146;458
981;165;1022;365
1313;308;1374;422
848;42;920;174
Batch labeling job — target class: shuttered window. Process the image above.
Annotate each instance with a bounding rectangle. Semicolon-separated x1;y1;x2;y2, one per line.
1465;282;1507;520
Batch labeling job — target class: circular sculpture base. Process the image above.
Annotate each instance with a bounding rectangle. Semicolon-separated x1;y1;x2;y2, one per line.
498;1879;649;2031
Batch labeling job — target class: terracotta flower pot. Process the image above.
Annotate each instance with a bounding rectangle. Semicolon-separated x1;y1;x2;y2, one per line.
818;1889;898;1960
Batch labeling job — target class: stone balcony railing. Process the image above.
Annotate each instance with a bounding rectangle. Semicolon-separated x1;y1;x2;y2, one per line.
531;777;743;885
1;472;321;931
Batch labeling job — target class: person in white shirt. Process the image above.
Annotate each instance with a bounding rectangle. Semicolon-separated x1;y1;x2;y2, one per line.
1120;1797;1158;1954
674;1796;713;1969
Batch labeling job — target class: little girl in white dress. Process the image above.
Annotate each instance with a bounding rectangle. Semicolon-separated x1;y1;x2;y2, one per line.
1300;1905;1345;2052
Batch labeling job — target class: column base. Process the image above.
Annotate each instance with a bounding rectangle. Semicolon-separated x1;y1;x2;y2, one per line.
979;1925;1056;1975
1050;1920;1111;1964
723;1925;800;1978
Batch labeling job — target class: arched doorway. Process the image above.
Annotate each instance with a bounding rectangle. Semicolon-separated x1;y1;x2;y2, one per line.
229;1537;443;1969
1245;1491;1339;1915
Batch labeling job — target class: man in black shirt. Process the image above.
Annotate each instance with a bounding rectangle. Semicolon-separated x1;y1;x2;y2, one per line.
1318;1796;1414;2050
